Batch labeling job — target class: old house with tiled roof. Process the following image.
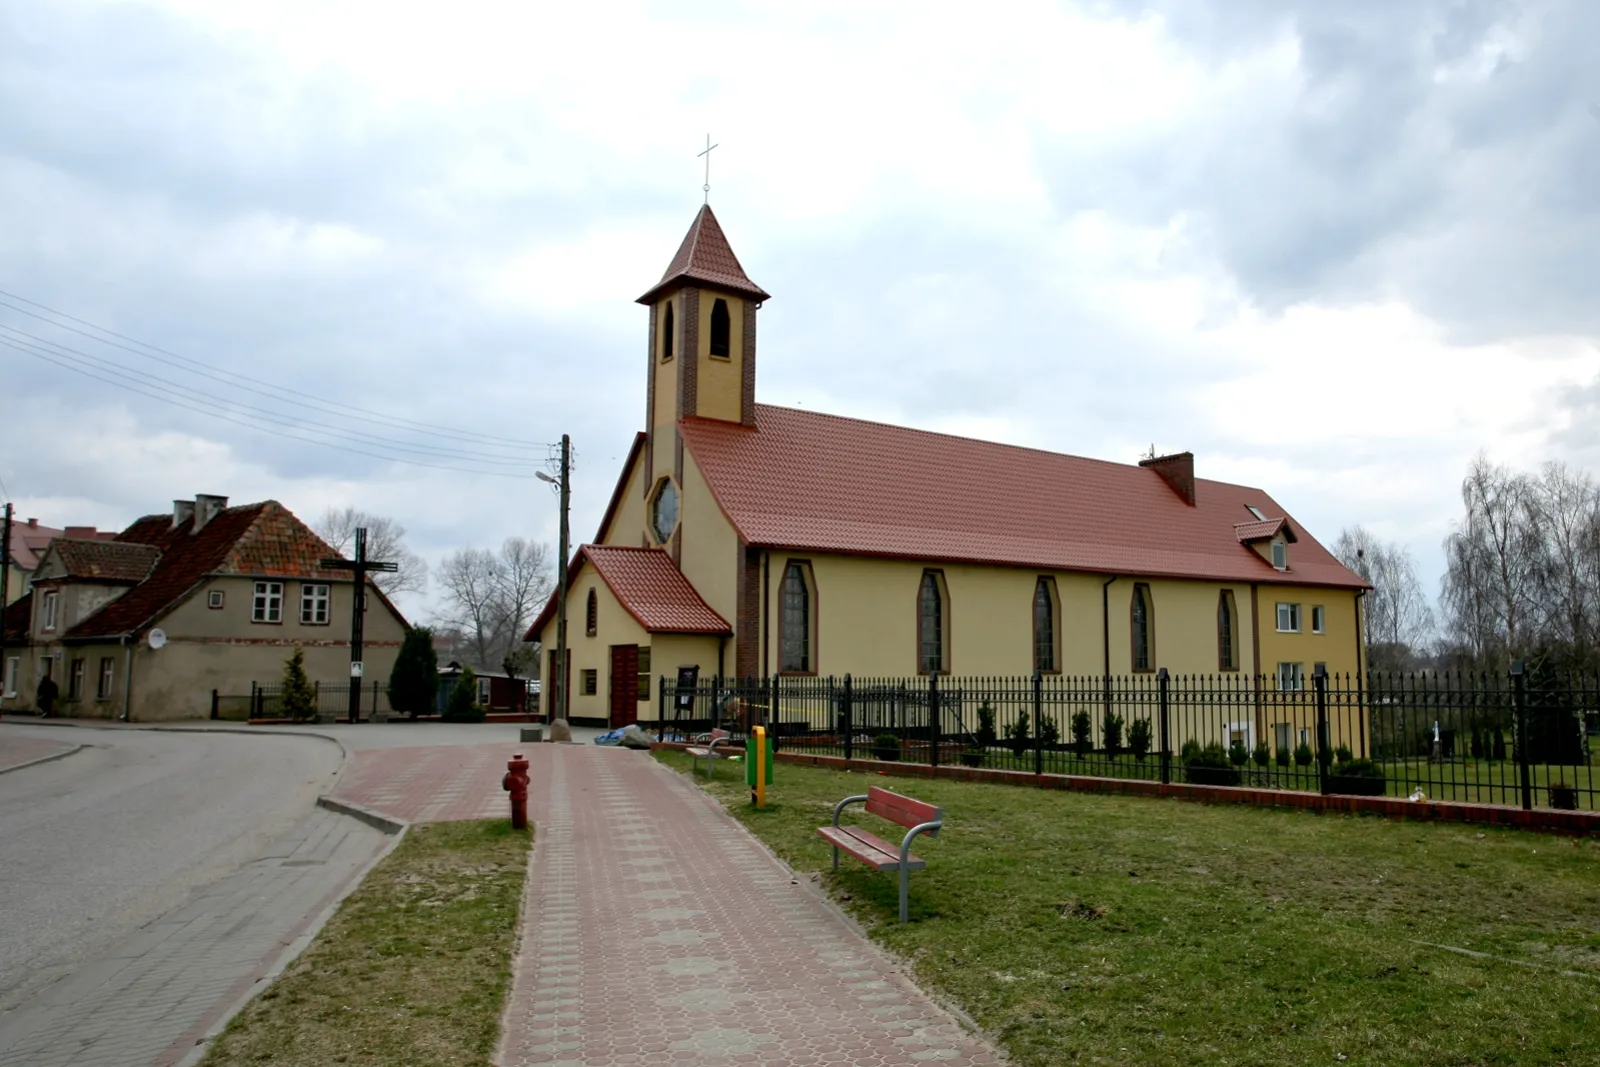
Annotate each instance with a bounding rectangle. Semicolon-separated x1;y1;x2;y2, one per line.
1;494;408;720
528;206;1367;732
4;516;116;606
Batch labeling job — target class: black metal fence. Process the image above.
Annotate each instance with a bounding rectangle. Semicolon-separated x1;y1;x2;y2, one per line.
225;680;391;721
659;666;1598;812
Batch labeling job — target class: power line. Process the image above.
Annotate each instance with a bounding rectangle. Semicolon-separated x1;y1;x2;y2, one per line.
0;325;545;469
0;289;549;449
0;338;541;479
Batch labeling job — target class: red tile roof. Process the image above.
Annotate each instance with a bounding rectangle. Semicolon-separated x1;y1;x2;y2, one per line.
63;501;377;639
636;205;771;306
2;592;29;643
50;540;160;582
1234;517;1295;543
678;405;1366;590
526;546;732;640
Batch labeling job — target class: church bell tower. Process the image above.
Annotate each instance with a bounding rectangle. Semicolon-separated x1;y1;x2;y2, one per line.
638;205;769;553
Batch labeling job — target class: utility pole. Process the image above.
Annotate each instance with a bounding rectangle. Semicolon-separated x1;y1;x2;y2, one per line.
0;503;12;712
320;527;398;724
537;435;573;730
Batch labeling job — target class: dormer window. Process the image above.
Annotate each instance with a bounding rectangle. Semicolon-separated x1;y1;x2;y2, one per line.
709;298;731;358
42;590;59;632
661;302;675;362
1271;540;1287;570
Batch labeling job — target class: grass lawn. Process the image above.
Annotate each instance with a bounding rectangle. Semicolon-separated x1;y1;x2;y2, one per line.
657;750;1600;1067
200;820;530;1067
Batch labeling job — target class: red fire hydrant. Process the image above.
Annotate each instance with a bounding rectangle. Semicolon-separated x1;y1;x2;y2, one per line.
502;753;530;830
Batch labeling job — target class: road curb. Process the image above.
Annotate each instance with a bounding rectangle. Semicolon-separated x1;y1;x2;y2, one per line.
315;794;407;836
0;742;84;776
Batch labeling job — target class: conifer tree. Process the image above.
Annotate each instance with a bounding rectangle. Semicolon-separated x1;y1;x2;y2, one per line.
281;645;317;721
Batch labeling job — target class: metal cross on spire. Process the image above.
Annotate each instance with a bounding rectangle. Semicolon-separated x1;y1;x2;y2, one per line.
698;134;718;204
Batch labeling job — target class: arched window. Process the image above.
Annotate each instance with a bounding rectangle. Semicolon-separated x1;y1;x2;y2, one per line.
918;571;946;674
1130;583;1153;672
709;298;731;358
779;562;811;673
1033;577;1057;673
1217;590;1237;671
661;302;675;361
586;588;598;637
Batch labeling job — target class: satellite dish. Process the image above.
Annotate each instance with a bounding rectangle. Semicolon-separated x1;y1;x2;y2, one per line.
147;628;167;650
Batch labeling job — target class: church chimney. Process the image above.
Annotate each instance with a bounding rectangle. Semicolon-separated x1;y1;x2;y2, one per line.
1140;452;1197;506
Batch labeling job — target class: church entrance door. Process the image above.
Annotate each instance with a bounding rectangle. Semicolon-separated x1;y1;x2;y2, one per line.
609;645;639;728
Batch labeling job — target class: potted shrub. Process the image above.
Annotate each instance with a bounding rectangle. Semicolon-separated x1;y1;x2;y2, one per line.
1252;741;1271;770
1548;781;1579;811
959;744;986;768
1335;744;1354;764
1005;711;1032;759
1072;709;1093;758
1228;739;1248;767
975;703;998;748
1328;758;1387;797
1039;714;1060;750
1102;710;1125;758
1185;742;1241;787
1275;744;1290;768
1294;742;1314;768
873;733;902;762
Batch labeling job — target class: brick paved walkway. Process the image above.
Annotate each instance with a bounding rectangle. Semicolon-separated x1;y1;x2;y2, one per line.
330;743;512;823
0;734;78;774
497;744;1002;1067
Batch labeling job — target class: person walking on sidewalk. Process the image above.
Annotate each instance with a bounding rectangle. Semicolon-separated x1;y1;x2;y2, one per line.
36;675;58;718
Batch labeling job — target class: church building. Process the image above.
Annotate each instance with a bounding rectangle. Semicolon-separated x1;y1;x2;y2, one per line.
527;206;1368;727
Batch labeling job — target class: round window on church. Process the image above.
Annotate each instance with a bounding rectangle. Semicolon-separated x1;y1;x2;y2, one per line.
650;478;679;544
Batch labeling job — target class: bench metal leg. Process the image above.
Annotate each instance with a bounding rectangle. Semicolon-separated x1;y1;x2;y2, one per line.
899;867;909;924
832;845;839;871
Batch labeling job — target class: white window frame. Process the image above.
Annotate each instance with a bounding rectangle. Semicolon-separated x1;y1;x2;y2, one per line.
252;581;284;624
300;583;331;626
208;589;225;609
1312;605;1325;634
1271;540;1287;570
1277;662;1305;692
42;590;59;631
97;657;115;700
1276;602;1301;633
477;676;492;705
4;656;17;697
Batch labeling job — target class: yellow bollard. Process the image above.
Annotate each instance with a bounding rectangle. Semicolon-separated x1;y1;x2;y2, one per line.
752;725;767;808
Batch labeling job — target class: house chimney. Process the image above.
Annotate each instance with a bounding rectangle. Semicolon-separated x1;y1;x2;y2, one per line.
1140;451;1197;506
172;500;196;530
64;526;97;539
193;494;229;532
26;518;37;527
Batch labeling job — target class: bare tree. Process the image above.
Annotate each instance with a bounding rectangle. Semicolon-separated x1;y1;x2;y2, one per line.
1331;526;1434;671
1525;462;1600;668
314;507;428;598
435;539;554;670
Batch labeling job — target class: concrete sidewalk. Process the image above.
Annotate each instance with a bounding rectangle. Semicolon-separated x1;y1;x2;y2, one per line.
496;745;1001;1067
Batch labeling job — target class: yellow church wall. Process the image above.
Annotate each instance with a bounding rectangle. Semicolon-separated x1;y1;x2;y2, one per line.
694;289;744;423
637;634;724;724
651;295;679;486
678;449;739;629
599;446;648;548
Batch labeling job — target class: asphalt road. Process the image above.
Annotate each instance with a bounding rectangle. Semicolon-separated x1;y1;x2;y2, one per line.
0;725;341;1014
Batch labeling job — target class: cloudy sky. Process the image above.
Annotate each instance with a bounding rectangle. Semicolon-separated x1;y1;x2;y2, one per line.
2;0;1597;621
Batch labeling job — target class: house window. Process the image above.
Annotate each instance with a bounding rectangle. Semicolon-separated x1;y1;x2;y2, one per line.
97;657;115;699
208;590;225;609
1217;590;1238;671
1246;504;1266;521
253;582;283;623
581;668;598;696
1277;662;1305;692
1271;540;1287;570
42;590;59;631
300;583;330;625
1033;577;1057;673
1130;583;1154;672
586;589;598;637
1276;603;1301;633
1312;605;1325;634
780;562;812;673
636;646;651;700
477;675;492;705
917;571;946;674
709;298;731;357
68;659;85;700
661;302;675;361
4;656;17;697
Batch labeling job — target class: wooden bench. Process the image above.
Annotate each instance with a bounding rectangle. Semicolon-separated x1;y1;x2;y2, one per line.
686;728;734;778
817;786;943;923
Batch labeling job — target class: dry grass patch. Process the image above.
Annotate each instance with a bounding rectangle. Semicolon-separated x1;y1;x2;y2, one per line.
200;820;529;1067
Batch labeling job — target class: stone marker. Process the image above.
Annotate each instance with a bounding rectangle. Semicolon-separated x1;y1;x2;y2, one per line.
547;718;573;743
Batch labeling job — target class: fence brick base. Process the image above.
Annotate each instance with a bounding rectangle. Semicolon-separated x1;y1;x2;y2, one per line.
652;741;1600;836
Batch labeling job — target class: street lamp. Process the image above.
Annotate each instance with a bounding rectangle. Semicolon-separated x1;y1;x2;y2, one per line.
538;438;571;735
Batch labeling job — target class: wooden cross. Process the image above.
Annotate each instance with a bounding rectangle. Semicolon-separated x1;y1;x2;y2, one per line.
320;526;398;724
699;134;718;204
